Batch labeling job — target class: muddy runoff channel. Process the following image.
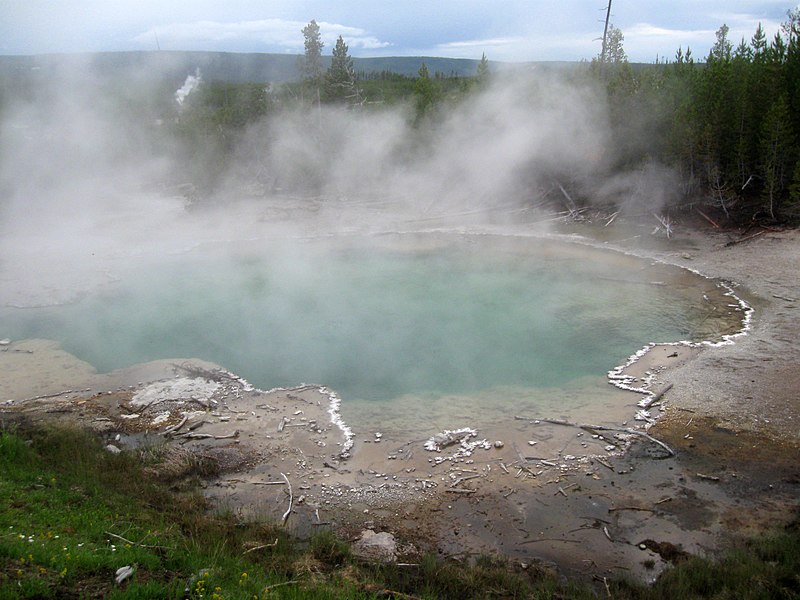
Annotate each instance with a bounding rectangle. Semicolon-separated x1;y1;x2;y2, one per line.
0;231;757;581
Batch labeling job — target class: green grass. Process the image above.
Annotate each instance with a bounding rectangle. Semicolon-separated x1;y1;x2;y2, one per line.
0;422;797;599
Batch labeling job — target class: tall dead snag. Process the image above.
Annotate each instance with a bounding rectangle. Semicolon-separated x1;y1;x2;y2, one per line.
601;0;613;66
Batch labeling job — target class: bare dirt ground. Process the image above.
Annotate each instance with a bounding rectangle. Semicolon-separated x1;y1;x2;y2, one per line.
1;217;798;583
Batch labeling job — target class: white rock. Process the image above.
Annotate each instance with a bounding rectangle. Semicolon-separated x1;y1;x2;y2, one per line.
114;565;135;585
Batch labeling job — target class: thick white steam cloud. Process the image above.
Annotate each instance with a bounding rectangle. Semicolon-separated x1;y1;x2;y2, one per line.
0;58;676;309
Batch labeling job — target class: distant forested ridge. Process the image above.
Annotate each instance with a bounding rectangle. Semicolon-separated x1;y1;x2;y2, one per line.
0;51;493;84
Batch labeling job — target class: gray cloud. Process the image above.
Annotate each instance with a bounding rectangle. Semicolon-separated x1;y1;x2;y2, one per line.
133;18;390;53
1;1;792;61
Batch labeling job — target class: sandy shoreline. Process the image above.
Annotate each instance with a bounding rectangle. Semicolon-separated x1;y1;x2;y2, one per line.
1;220;798;581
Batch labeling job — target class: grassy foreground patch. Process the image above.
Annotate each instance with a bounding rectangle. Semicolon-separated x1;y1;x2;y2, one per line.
0;423;797;599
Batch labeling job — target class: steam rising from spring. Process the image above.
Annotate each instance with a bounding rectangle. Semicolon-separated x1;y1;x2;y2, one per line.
0;57;680;309
230;73;613;218
174;68;202;107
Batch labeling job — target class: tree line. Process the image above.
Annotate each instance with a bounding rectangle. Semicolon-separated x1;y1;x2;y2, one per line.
157;15;800;223
596;11;800;223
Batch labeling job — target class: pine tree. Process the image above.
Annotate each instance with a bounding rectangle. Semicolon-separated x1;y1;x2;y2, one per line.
413;62;440;121
605;25;627;64
759;94;794;220
784;9;800;145
709;24;733;63
476;52;489;85
325;35;361;105
302;20;324;83
788;160;800;218
752;23;768;62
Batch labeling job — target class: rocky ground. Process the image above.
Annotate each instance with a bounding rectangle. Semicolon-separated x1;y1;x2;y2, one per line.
1;216;798;583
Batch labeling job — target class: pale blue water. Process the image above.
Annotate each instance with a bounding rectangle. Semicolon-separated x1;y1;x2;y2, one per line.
0;236;727;403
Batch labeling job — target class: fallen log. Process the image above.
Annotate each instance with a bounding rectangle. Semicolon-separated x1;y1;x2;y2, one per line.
280;472;293;525
640;382;674;409
725;230;764;246
536;419;676;457
608;506;655;514
163;415;189;435
696;208;720;228
595;457;614;470
243;539;278;554
772;293;797;302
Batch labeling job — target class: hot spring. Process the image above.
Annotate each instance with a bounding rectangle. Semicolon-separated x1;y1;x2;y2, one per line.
0;232;745;435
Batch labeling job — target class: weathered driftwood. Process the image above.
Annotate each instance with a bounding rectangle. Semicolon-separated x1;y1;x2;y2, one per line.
640;382;674;409
595;457;614;470
696;208;720;228
608;506;655;514
280;472;293;525
451;474;482;487
163;415;189;435
19;388;91;403
519;537;580;545
555;180;578;216
536;418;676;457
725;230;765;246
511;441;534;465
263;580;299;592
653;213;674;238
603;576;612;599
181;430;239;441
105;531;173;551
243;539;278;554
696;472;720;482
181;432;213;440
772;293;797;302
603;526;613;542
626;430;676;457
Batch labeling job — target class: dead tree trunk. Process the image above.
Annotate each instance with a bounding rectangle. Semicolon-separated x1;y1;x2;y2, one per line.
601;0;613;68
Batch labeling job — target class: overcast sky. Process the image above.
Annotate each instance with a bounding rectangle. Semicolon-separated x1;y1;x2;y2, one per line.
1;1;797;63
